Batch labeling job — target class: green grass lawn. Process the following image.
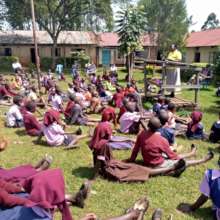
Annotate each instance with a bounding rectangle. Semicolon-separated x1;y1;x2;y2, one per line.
0;69;220;220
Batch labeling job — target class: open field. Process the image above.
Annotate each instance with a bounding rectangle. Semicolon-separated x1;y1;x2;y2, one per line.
0;68;219;219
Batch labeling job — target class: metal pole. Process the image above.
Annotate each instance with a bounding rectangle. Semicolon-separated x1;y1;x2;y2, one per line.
30;0;41;92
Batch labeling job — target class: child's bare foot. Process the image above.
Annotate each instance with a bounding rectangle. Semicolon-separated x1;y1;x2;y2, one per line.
191;144;197;155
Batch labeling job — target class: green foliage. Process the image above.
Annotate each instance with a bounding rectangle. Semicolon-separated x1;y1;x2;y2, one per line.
0;70;219;220
40;57;53;70
71;51;90;68
201;12;219;30
28;62;36;72
139;0;189;54
192;63;210;68
116;5;148;55
213;52;220;75
0;56;18;71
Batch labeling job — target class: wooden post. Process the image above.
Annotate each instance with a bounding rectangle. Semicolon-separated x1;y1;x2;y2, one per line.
30;0;41;92
144;61;148;97
195;68;200;105
161;61;166;95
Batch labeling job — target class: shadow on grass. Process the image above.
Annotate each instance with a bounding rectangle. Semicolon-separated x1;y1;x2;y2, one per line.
208;145;220;154
15;130;27;136
32;139;49;147
203;105;220;114
182;206;213;219
72;166;95;179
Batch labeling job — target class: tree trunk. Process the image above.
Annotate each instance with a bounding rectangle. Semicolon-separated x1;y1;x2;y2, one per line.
51;38;57;70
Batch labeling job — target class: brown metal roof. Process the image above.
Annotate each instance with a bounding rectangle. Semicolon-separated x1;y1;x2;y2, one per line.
0;30;157;47
0;30;98;45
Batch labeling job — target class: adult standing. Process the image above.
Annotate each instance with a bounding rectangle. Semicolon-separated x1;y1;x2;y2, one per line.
166;44;182;94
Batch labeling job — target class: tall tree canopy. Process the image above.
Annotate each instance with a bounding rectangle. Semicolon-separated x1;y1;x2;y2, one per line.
116;5;147;80
1;0;114;68
201;13;219;30
138;0;189;55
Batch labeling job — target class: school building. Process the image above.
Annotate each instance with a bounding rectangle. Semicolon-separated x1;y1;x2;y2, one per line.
0;30;157;67
185;28;220;64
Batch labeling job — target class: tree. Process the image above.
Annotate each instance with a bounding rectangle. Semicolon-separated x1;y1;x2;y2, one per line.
201;13;219;30
1;0;113;68
138;0;189;55
116;5;148;81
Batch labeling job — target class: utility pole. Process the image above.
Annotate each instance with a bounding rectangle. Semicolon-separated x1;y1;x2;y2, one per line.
30;0;41;92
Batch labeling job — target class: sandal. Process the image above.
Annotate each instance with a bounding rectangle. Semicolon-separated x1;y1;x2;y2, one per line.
126;197;149;220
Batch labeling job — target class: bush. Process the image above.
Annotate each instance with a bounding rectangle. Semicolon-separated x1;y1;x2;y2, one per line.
40;57;53;70
0;56;18;71
71;51;90;68
192;62;209;68
28;63;36;73
214;53;220;76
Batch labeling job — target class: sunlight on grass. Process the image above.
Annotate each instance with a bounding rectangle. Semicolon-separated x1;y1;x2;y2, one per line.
0;69;219;220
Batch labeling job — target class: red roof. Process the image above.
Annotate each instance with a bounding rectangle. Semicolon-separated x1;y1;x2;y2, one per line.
186;28;220;47
98;32;157;47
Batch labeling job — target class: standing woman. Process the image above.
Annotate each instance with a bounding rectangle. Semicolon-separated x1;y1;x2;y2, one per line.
166;44;182;95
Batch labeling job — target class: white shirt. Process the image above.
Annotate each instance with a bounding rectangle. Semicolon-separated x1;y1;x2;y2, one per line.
6;104;23;127
119;112;141;133
12;62;22;70
43;122;65;146
51;94;62;111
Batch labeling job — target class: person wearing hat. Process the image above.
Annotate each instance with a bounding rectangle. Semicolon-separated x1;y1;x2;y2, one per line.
178;157;220;220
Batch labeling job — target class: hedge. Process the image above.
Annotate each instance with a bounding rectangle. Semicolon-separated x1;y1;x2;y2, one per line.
0;56;19;71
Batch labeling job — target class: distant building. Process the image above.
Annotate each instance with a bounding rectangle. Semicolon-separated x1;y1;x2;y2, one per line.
185;28;220;64
0;30;157;67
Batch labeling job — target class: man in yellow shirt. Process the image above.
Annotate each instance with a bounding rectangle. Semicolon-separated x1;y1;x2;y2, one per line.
166;44;182;95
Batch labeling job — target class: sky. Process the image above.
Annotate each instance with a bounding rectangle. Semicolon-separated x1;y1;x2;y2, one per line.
186;0;220;31
113;0;220;32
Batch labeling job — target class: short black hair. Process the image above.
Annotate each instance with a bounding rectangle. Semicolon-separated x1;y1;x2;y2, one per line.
13;96;23;105
148;117;161;132
25;101;36;112
158;110;169;125
158;96;164;104
168;103;176;111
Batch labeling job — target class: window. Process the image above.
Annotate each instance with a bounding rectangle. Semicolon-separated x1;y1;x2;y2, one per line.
194;52;200;62
4;48;12;56
55;48;61;57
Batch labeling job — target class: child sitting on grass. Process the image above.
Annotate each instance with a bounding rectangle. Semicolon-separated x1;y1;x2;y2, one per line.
6;95;23;128
186;111;205;140
177;156;220;220
209;112;220;143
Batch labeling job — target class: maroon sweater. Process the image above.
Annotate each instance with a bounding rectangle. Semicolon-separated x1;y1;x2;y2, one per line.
23;111;42;136
130;131;179;167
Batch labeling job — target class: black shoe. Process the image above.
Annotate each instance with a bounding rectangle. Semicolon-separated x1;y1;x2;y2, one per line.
173;159;186;178
75;127;82;135
152;208;163;220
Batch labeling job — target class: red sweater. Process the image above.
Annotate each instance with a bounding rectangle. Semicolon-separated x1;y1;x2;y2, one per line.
64;100;75;118
0;179;30;207
23;112;42;136
130;131;179;167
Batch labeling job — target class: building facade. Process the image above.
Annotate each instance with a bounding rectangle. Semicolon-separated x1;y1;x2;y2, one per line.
0;30;157;67
185;28;220;64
